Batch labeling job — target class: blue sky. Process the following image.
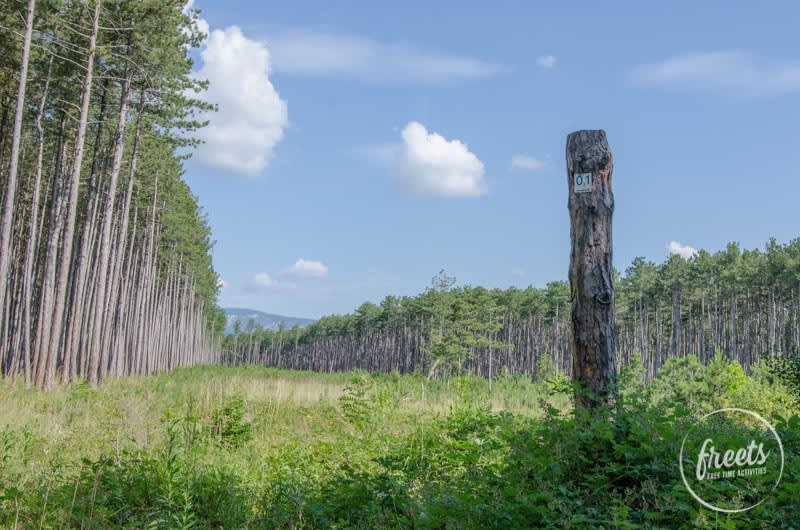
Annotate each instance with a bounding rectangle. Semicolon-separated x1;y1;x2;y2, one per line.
182;1;800;319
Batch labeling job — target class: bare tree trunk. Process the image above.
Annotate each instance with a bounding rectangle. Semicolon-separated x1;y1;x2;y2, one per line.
0;0;36;357
0;97;10;174
34;126;69;387
700;291;705;362
62;79;110;384
101;91;142;379
19;50;53;387
87;65;132;387
43;0;101;390
670;280;681;358
566;130;617;409
769;288;776;355
730;290;737;360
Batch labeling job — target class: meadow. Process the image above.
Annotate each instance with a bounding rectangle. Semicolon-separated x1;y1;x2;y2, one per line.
1;357;799;529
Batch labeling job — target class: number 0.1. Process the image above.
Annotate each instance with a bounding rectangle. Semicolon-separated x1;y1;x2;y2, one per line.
574;172;593;193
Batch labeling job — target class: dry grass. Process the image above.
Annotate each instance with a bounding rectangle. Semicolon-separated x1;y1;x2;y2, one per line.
0;364;562;475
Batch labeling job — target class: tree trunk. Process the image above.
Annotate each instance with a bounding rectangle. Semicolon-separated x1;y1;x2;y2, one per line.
62;79;109;385
87;65;132;387
43;0;101;390
566;129;617;409
0;0;36;357
20;49;53;387
33;124;69;387
670;280;681;358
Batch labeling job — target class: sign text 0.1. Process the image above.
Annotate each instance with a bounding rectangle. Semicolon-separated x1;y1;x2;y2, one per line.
574;172;593;193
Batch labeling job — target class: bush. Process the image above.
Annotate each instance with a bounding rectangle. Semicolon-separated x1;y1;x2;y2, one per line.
210;395;252;448
765;351;800;404
338;374;378;431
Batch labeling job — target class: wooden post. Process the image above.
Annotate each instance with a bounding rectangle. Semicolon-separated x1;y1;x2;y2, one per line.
566;129;617;408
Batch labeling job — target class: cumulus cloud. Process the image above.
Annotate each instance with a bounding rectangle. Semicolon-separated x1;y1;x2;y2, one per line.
536;55;556;68
667;241;698;259
282;259;329;278
267;30;502;83
511;154;547;171
631;51;800;97
248;272;295;291
216;277;227;289
511;267;526;278
253;272;277;288
394;122;487;198
192;21;288;176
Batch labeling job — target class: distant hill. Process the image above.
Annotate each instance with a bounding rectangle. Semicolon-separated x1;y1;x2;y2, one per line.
223;308;315;334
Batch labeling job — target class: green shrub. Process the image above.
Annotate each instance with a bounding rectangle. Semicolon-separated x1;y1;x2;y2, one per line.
766;351;800;404
338;374;377;430
210;395;252;448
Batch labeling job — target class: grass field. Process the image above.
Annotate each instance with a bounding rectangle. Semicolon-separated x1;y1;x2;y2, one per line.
1;358;798;529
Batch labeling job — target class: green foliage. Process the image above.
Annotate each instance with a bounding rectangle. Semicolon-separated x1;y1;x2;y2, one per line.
532;352;557;383
224;237;800;384
0;0;225;346
209;395;252;448
338;374;378;430
0;363;798;529
765;352;800;404
619;351;646;401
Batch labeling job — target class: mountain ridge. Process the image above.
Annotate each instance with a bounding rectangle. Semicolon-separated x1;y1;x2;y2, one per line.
223;307;315;334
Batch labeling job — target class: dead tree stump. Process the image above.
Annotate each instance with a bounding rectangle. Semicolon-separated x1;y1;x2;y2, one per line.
566;129;617;409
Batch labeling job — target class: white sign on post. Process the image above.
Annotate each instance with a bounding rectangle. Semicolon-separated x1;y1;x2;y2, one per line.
574;172;593;193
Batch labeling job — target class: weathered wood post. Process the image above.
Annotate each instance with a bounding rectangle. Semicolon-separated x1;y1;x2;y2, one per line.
566;129;617;409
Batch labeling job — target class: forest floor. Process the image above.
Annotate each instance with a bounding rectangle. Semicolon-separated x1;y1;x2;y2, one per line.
1;359;799;529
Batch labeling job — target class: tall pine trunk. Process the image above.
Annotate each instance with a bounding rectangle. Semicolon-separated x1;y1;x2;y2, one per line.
43;0;100;390
87;63;132;386
0;0;36;358
19;51;53;387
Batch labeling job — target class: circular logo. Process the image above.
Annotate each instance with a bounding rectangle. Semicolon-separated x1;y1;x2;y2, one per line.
679;408;784;513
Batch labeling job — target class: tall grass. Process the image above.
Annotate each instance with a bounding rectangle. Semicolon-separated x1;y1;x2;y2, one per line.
0;359;798;529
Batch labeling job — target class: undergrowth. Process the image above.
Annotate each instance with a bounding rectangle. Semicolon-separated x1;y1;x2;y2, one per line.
0;358;798;529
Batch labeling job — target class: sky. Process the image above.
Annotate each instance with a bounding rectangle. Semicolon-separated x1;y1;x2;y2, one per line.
181;1;800;319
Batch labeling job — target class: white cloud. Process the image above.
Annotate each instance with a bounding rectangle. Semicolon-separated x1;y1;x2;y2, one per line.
536;55;556;68
267;30;502;83
192;22;288;176
512;267;525;277
667;241;698;259
283;258;329;278
631;51;800;97
253;272;277;288
394;122;487;198
248;272;295;291
511;154;546;171
217;277;227;289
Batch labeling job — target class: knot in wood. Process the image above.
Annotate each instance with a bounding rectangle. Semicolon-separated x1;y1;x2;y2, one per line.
595;291;612;305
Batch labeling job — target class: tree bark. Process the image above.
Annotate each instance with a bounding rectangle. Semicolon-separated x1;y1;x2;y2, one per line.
34;125;69;387
671;280;681;358
566;129;616;409
43;0;101;390
62;78;109;385
87;65;132;387
20;49;53;387
0;0;36;357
